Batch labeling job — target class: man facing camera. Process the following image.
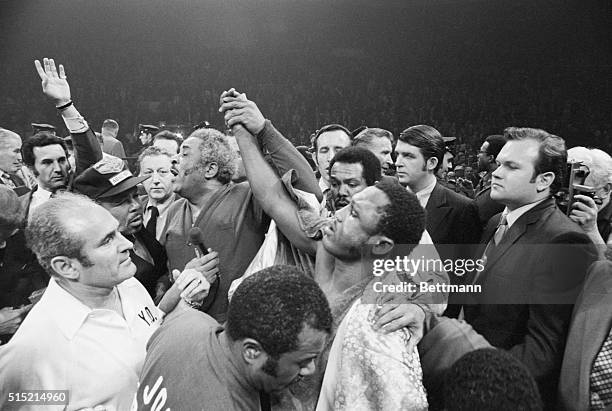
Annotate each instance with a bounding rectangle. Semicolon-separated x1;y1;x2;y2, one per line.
134;265;332;411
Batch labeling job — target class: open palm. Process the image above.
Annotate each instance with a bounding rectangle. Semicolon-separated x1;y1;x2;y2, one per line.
34;58;71;105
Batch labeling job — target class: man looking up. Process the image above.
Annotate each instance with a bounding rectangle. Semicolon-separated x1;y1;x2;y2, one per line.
135;265;332;410
160;97;318;323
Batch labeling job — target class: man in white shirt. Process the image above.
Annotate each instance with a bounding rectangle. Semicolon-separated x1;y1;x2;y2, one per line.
310;124;352;206
138;146;177;241
0;192;209;411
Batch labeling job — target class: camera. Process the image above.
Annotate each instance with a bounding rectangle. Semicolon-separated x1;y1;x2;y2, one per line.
555;161;597;215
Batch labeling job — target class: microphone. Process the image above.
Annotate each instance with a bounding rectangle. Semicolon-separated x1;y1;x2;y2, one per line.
188;227;208;258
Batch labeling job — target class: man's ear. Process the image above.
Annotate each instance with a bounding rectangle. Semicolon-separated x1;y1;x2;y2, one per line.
426;157;439;172
241;338;265;365
370;235;395;256
536;171;555;192
204;162;219;179
50;256;80;280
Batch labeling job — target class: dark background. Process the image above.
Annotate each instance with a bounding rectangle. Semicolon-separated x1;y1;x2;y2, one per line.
0;0;610;152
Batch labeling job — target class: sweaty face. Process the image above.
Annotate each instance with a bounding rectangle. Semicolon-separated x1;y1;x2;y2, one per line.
255;325;327;393
66;205;136;287
99;188;143;236
0;136;22;174
140;155;175;203
329;162;368;210
490;139;542;210
314;130;351;184
32;144;70;192
394;140;431;191
322;186;389;260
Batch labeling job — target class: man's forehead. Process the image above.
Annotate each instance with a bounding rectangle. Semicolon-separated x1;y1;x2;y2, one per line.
395;140;420;153
181;136;201;150
498;139;539;162
64;204;116;236
0;136;21;148
331;162;364;178
141;154;172;168
33;144;66;160
318;130;351;148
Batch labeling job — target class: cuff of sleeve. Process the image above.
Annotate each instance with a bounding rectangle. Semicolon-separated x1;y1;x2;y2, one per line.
62;110;89;134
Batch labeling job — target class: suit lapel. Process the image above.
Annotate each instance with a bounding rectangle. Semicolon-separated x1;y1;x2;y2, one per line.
477;199;555;284
425;183;452;239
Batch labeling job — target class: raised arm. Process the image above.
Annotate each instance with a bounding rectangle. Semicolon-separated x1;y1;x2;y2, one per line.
220;92;318;255
219;90;322;202
34;58;102;177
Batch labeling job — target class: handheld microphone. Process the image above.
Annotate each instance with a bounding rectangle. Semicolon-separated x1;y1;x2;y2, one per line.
188;227;209;258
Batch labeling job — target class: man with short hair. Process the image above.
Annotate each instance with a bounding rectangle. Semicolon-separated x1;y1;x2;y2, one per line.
311;124;352;200
327;146;381;213
352;127;394;176
474;134;507;227
0;193;164;410
101;118;127;159
152;130;182;154
139;124;159;148
160;96;318;323
395;125;480;316
134;265;332;410
138;146;177;241
221;91;447;409
22;58;103;214
0;128;25;188
464;127;597;407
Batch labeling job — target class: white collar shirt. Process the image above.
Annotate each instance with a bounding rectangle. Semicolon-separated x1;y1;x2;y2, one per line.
29;186;53;213
0;277;163;410
415;178;438;208
144;193;176;241
504;198;547;228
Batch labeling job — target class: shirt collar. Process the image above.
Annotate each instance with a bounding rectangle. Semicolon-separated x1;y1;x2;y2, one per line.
504;198;547;228
148;193;176;214
44;277;92;340
416;178;437;196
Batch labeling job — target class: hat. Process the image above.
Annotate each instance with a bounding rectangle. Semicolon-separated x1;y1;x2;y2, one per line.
139;124;159;134
31;123;56;133
73;156;149;200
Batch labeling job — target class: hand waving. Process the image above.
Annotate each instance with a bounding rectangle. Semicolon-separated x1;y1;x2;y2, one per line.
34;58;71;106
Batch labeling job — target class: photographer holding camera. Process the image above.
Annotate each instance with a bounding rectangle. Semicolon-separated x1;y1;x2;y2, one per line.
567;147;612;251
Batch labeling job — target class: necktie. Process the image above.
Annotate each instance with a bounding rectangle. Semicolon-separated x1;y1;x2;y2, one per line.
590;328;612;409
493;214;508;246
146;206;159;236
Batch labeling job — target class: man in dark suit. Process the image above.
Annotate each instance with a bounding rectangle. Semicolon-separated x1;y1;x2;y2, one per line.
558;259;612;410
474;134;507;229
464;127;596;408
395;125;481;317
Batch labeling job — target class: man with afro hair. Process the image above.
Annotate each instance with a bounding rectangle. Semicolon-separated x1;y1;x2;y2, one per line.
134;265;332;410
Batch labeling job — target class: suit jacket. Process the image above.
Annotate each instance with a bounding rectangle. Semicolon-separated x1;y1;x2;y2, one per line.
558;260;612;411
102;135;127;159
426;182;481;317
464;197;596;407
425;182;481;246
474;186;505;229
